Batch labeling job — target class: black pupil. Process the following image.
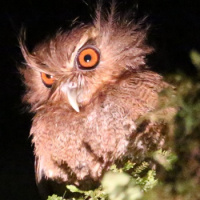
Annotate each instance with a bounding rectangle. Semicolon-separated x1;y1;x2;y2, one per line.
84;54;92;63
46;74;52;79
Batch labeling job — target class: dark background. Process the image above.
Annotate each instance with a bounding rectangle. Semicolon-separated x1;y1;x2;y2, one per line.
0;0;200;199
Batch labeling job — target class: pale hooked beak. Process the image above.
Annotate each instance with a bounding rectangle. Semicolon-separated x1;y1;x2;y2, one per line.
61;80;80;112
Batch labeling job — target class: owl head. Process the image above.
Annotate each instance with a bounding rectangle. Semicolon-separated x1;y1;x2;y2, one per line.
20;5;152;113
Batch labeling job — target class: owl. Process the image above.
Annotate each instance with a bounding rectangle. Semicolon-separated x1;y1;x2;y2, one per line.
20;3;174;197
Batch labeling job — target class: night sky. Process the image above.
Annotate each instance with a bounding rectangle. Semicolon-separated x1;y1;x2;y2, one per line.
0;0;200;199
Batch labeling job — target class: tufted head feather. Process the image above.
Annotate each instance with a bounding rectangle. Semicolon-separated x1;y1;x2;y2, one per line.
20;2;153;113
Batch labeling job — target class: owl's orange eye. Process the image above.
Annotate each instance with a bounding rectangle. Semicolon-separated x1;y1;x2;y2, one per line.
41;73;55;88
77;47;100;69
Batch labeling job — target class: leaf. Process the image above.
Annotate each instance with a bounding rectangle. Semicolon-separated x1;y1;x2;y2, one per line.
136;170;158;192
190;50;200;70
132;161;149;175
153;150;177;171
67;185;84;194
123;161;136;171
47;194;63;200
102;172;142;200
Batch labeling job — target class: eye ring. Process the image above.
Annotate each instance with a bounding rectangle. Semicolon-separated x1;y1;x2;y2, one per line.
77;46;100;70
41;73;55;88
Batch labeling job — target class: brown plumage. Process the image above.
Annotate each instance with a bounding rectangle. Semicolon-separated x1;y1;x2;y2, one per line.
20;3;174;197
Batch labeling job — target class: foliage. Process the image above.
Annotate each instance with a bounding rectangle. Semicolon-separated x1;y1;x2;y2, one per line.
152;150;177;171
102;172;142;200
47;194;64;200
48;50;200;200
